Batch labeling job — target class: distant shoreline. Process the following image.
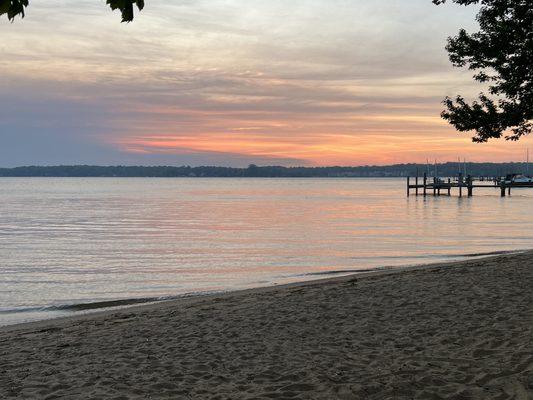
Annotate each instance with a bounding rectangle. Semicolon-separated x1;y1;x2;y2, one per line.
0;162;529;178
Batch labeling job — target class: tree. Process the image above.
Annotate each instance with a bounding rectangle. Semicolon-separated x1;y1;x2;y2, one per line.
434;0;532;142
0;0;144;22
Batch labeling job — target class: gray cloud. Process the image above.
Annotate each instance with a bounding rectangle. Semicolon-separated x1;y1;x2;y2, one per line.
2;0;506;167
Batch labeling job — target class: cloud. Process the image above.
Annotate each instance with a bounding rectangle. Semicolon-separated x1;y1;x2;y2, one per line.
2;0;530;166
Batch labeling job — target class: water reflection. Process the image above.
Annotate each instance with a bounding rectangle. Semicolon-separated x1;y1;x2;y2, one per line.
1;178;532;325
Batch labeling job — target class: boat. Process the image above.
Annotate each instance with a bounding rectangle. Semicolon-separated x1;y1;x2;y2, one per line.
504;174;533;185
503;149;533;185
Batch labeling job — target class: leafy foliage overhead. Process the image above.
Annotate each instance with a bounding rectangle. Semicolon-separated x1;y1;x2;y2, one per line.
106;0;144;22
0;0;145;22
433;0;532;142
0;0;27;20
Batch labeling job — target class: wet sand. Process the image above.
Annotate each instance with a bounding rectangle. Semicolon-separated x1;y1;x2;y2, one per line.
1;252;532;399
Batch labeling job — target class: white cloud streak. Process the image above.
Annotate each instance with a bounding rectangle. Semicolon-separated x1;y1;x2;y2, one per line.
2;0;529;166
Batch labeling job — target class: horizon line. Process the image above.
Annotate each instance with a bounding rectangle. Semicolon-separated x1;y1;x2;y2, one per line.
2;161;533;169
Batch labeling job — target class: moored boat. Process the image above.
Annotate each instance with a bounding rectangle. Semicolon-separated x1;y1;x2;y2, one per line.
504;174;533;185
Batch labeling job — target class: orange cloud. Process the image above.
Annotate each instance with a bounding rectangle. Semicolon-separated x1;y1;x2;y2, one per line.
3;1;531;166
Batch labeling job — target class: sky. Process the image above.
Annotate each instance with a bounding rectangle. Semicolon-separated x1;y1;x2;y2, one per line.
1;0;531;167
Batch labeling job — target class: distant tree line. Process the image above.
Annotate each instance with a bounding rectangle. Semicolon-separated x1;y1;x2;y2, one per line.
0;163;529;178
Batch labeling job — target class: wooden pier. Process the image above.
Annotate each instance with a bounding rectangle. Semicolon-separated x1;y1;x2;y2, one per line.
407;173;533;197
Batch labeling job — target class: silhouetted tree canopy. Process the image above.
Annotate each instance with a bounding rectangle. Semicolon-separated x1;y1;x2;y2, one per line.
434;0;532;142
0;0;144;22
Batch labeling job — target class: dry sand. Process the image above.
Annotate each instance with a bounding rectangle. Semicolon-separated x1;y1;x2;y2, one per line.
1;252;532;399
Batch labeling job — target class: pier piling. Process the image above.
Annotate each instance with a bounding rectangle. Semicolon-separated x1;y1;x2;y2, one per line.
501;181;506;197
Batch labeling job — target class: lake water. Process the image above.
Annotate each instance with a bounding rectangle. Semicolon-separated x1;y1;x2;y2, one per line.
1;177;532;326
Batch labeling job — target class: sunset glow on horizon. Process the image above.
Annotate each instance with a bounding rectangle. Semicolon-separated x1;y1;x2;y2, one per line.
2;0;532;167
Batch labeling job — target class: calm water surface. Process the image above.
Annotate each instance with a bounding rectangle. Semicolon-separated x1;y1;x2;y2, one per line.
1;178;532;325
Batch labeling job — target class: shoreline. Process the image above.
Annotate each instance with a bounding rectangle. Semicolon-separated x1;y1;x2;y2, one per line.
2;250;532;399
0;249;528;333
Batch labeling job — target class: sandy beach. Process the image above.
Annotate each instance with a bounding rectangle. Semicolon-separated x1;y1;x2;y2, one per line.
1;252;532;399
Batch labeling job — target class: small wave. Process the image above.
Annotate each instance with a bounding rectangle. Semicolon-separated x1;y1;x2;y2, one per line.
349;249;524;262
0;293;211;316
302;249;525;277
441;249;525;258
302;267;385;277
53;297;174;311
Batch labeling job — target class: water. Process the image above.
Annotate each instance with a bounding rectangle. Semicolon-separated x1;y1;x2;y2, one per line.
1;177;532;326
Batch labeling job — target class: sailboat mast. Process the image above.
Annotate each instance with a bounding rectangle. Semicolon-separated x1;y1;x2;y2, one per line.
527;148;529;176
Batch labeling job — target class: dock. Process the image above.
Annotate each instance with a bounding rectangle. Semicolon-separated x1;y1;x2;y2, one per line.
407;173;533;197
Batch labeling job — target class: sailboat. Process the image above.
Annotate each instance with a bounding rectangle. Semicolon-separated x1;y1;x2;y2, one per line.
507;174;533;185
505;149;533;185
